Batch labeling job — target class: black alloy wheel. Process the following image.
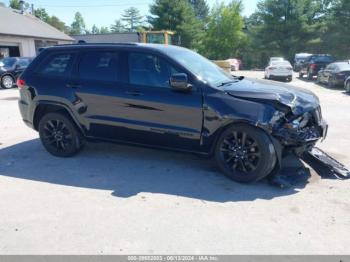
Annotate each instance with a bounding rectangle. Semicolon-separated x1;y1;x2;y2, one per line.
39;112;84;157
214;124;277;183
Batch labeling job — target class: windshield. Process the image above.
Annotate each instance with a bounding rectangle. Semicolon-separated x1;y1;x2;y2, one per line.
337;63;350;71
0;57;16;68
165;47;233;86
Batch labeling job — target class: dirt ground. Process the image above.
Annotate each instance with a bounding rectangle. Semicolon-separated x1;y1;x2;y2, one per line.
0;71;349;254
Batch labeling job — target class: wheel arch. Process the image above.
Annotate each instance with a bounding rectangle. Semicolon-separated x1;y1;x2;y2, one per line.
209;120;283;168
33;102;85;136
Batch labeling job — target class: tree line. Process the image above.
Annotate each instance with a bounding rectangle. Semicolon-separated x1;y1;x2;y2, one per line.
7;0;350;69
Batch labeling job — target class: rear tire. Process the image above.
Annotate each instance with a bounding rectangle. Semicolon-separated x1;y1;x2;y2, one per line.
1;75;14;89
307;71;313;80
299;71;303;78
214;124;277;183
38;112;84;157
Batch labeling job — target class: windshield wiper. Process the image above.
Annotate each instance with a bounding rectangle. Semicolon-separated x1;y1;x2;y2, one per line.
216;80;238;87
216;76;244;87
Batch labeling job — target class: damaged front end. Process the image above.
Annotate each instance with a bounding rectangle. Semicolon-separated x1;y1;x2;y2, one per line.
270;105;328;154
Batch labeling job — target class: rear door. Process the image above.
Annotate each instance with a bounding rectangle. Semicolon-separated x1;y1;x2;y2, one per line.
122;51;203;150
68;49;130;140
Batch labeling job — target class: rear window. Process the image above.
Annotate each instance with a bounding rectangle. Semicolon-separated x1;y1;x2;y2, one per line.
311;56;333;63
78;51;119;82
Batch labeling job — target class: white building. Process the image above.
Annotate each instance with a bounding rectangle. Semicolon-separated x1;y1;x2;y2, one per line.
0;6;73;58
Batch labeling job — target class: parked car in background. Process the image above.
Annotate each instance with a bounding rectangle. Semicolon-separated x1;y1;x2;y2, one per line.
227;58;241;71
317;61;350;88
17;43;327;183
0;57;33;89
293;53;312;72
269;57;284;64
344;75;350;93
299;54;334;80
265;60;293;82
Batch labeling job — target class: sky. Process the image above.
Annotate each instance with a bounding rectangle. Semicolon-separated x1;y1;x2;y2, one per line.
4;0;259;29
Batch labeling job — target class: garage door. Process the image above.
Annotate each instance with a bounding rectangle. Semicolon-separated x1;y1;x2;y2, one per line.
0;45;20;58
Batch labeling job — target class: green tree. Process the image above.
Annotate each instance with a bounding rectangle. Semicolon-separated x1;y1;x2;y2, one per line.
34;8;50;22
91;24;100;34
70;12;86;35
110;19;125;33
188;0;209;21
121;7;143;32
99;26;109;34
48;16;70;34
9;0;29;10
322;0;350;58
202;1;247;59
246;0;329;66
149;0;203;48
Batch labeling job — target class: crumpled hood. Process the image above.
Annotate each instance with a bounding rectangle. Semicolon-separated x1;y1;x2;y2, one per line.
223;78;320;114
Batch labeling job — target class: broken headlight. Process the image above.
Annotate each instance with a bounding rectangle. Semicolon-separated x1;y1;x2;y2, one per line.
284;112;311;130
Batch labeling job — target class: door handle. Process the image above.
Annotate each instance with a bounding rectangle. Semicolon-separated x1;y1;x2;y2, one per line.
66;83;81;88
125;91;143;96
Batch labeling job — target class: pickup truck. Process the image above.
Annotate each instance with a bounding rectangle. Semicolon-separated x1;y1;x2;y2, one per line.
299;54;334;80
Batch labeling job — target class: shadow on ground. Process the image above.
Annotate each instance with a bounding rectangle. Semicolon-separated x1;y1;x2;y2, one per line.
0;139;314;202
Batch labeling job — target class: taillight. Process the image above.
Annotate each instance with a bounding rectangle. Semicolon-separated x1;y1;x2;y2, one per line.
17;78;25;89
310;63;317;70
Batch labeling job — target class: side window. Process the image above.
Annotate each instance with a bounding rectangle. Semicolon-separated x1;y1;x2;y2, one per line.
37;53;73;77
128;53;180;88
79;51;119;82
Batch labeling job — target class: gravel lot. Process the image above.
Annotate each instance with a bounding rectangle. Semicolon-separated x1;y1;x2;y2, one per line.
0;71;349;254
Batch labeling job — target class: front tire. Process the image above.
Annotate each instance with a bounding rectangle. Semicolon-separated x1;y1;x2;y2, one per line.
346;82;350;93
1;75;14;89
328;76;336;88
214;124;277;183
39;112;84;157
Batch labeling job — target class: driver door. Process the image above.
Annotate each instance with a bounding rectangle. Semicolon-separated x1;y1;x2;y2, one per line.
121;51;203;151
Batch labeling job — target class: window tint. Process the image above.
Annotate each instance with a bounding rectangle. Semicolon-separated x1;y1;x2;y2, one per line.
79;52;119;82
129;53;179;88
38;53;73;76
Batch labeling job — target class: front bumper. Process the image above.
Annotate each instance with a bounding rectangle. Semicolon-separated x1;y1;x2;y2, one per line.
272;106;328;151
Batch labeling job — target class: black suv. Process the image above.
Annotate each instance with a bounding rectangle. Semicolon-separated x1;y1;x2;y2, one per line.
0;57;32;89
18;43;328;183
299;54;334;80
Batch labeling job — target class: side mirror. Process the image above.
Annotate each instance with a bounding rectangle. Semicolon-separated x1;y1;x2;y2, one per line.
170;73;191;92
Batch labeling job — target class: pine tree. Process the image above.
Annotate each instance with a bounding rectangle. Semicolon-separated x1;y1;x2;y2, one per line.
121;7;143;32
